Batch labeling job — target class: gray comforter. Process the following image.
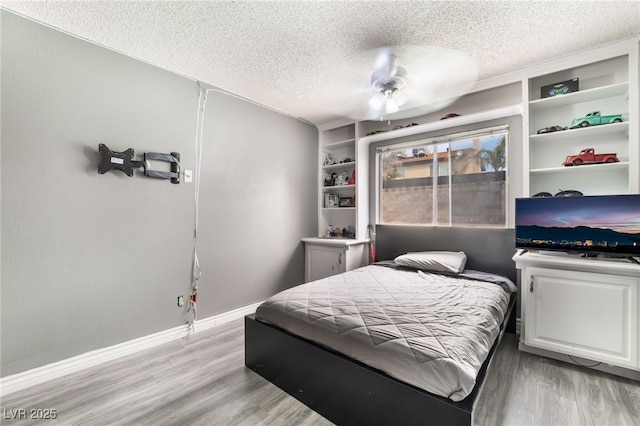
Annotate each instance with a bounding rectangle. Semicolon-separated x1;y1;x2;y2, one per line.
255;265;511;401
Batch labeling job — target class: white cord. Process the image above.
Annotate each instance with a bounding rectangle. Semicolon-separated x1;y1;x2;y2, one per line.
186;85;208;337
186;300;197;336
193;87;207;284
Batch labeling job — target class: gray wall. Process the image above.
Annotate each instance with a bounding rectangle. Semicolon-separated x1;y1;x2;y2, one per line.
198;90;318;311
1;11;318;377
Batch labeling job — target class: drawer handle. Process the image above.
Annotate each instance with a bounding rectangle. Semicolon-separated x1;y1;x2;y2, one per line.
338;253;342;264
530;275;534;292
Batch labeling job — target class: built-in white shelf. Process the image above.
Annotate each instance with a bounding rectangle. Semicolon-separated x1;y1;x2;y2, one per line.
530;161;629;174
322;161;356;171
526;49;636;196
321;207;356;211
322;184;355;191
529;121;629;142
359;105;522;144
529;82;629;111
323;138;356;150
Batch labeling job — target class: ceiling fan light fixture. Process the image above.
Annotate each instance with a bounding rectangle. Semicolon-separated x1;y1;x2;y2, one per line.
392;88;408;106
370;88;408;114
385;97;400;114
369;54;410;115
368;92;386;110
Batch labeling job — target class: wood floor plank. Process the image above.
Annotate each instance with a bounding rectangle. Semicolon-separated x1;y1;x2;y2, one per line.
497;347;539;426
573;367;628;426
534;385;580;426
260;393;334;426
537;357;579;399
615;378;640;426
474;333;522;426
577;386;611;426
2;318;639;426
128;378;257;426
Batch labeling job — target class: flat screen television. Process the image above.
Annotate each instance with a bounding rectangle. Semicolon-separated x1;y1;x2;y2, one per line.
515;194;640;258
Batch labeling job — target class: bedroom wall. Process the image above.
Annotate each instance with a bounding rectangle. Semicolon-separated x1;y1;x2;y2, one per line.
0;11;317;377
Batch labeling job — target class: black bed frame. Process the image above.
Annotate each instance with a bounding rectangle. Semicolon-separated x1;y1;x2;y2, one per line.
245;226;517;426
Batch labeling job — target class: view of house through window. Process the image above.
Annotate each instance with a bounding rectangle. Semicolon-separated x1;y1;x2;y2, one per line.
378;126;508;227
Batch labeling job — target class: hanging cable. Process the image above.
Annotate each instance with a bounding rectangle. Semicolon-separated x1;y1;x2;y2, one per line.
186;84;207;337
568;354;601;368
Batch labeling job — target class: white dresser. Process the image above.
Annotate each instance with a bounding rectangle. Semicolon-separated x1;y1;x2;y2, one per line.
514;251;640;374
302;238;369;283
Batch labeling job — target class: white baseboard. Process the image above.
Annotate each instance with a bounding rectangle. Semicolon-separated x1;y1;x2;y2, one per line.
0;301;262;397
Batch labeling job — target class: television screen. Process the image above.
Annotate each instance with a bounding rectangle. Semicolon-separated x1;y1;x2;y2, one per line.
515;194;640;257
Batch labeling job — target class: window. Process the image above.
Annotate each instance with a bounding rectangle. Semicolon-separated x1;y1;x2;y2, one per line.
377;125;508;227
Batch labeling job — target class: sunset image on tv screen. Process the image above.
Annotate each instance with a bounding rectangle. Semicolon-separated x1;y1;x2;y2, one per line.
515;195;640;255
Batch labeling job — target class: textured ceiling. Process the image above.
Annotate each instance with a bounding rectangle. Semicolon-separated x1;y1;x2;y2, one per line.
2;1;639;126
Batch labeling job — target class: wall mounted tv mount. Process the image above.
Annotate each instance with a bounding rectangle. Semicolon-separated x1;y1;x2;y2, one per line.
98;143;181;184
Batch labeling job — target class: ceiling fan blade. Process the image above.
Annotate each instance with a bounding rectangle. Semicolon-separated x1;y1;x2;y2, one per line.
341;45;478;121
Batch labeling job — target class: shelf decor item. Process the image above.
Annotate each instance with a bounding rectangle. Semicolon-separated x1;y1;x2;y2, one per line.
324;153;336;166
562;148;619;166
569;110;624;129
536;125;567;134
339;197;354;207
541;78;579;98
324;172;337;187
335;172;350;186
325;193;339;208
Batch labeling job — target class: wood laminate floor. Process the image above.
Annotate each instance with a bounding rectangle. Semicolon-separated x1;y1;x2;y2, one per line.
1;318;639;426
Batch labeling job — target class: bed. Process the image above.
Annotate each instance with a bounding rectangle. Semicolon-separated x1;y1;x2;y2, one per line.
245;225;517;426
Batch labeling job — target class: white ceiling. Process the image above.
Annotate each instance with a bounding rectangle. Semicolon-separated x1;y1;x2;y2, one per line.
2;1;639;126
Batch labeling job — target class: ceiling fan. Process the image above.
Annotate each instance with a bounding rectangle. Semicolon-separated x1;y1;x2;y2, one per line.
368;53;409;114
350;45;479;121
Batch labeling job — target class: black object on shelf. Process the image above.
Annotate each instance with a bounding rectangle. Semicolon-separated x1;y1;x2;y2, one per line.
541;78;579;98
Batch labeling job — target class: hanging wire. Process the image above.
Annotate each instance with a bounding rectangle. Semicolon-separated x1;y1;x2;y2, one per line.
186;84;207;337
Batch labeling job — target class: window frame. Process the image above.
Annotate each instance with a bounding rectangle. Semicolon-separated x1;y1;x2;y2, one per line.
374;124;510;228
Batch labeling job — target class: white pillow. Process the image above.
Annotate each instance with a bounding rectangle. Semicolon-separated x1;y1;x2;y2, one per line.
394;251;467;274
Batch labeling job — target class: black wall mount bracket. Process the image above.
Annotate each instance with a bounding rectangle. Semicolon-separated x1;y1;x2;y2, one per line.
98;144;180;184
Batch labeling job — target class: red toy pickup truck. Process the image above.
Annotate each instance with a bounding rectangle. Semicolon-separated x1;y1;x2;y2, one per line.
562;148;619;166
